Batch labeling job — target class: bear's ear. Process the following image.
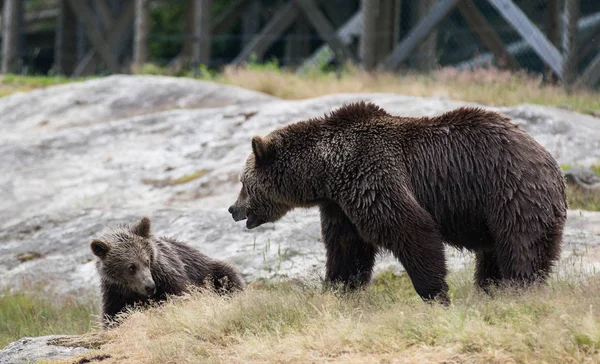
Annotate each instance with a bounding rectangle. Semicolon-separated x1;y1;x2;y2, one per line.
132;216;151;238
90;239;110;259
251;136;271;162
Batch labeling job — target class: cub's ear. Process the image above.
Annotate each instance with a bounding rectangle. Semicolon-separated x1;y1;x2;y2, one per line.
132;216;151;238
251;136;272;162
90;239;110;259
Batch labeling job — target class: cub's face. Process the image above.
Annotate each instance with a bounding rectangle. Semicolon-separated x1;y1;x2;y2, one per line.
229;137;291;229
90;217;157;297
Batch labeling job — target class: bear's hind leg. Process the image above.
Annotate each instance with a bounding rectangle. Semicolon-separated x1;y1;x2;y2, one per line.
475;250;502;293
491;231;556;288
320;202;377;290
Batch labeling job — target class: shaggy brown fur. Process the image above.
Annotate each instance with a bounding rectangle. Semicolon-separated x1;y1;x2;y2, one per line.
90;217;245;325
228;101;567;304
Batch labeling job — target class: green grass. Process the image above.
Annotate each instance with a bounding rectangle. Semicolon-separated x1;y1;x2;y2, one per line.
0;288;98;349
567;188;600;211
562;163;600;211
0;74;88;97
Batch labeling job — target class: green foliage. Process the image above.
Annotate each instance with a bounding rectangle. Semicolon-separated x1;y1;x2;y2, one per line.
149;3;186;63
148;0;238;65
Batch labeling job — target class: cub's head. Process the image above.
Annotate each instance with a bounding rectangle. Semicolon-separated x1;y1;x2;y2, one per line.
228;135;294;229
90;217;157;297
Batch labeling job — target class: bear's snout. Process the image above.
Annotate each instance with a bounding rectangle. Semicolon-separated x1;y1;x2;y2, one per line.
144;282;156;296
228;204;247;222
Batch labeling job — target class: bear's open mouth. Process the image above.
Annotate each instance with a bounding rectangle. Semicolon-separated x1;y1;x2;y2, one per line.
246;214;264;229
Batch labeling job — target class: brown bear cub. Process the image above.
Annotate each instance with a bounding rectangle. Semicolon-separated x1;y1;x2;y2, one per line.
90;217;244;325
229;102;567;304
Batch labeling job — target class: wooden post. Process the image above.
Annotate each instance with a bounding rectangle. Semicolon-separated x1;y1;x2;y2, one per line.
414;0;438;71
545;0;561;81
575;52;600;89
2;0;22;74
285;16;311;66
192;0;212;66
360;0;378;70
233;1;297;65
393;0;402;46
55;0;78;76
562;0;580;91
295;0;354;66
242;0;261;47
133;0;150;70
457;0;519;70
375;0;396;64
383;0;460;70
298;10;361;73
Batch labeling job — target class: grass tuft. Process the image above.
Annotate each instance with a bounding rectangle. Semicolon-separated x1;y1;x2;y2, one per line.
56;267;600;364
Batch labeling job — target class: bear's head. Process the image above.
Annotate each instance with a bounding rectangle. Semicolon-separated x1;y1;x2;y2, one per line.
229;136;294;229
90;217;157;297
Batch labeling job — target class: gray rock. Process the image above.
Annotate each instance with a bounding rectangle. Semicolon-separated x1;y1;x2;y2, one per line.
564;166;600;189
0;335;90;364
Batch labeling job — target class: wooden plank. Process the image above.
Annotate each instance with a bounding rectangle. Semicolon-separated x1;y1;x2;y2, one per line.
94;0;113;31
133;0;150;68
457;0;519;70
298;10;361;73
192;0;212;65
456;11;600;70
295;0;355;65
562;0;580;90
486;0;563;78
232;1;297;65
55;0;78;75
213;0;254;34
574;51;600;88
285;15;311;65
241;0;261;45
382;0;459;70
320;0;354;27
73;0;134;76
67;0;120;72
579;23;600;65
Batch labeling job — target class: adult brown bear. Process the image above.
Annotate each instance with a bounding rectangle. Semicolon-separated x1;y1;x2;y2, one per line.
228;102;567;304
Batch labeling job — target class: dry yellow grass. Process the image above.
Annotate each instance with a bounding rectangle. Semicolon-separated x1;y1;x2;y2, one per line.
213;65;600;114
53;266;600;364
2;65;598;114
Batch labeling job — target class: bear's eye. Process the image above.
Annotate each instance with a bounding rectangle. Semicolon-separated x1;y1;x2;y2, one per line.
128;264;137;273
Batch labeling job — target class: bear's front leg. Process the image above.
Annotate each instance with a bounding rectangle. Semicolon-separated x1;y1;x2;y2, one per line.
320;202;378;290
345;191;450;305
